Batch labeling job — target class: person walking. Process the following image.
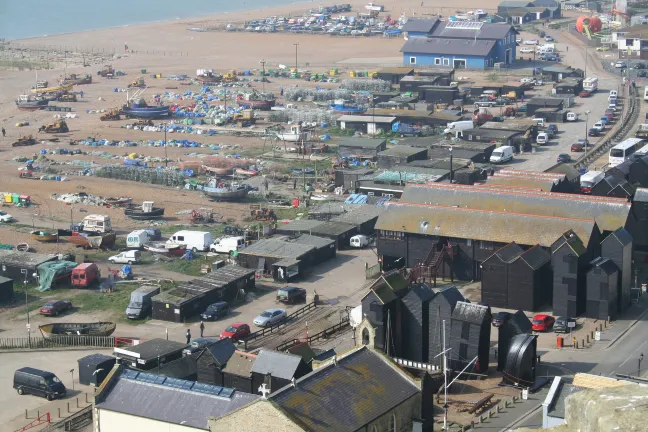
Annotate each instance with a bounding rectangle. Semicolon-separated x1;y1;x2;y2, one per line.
186;329;191;344
1;127;5;137
199;321;205;338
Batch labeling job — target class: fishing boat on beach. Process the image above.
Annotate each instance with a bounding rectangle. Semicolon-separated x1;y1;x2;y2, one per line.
329;100;367;114
121;87;170;119
124;201;165;220
189;180;249;201
202;166;234;176
68;232;116;249
196;69;222;84
104;197;132;207
237;92;276;110
39;322;116;339
144;242;186;256
15;94;48;111
31;230;58;242
31;83;73;94
62;73;92;85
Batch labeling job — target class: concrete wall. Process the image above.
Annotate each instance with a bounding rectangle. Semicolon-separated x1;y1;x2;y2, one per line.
97;409;199;432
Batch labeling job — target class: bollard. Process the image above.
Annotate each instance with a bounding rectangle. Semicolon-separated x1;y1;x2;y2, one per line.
58;408;61;418
86;393;89;403
37;410;39;419
497;405;502;413
513;396;518;402
599;324;603;331
489;410;494;418
591;331;594;339
582;339;585;347
77;397;79;408
67;402;70;413
605;320;608;328
587;335;590;343
505;400;510;408
576;341;579;349
471;421;475;428
25;409;27;419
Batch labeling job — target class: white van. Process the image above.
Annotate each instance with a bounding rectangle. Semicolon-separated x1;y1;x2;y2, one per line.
610;90;618;98
210;236;246;254
566;112;579;121
82;214;111;233
109;250;141;264
167;230;214;252
536;132;549;144
490;146;514;163
443;120;474;137
580;171;605;194
350;235;369;248
126;230;151;249
533;118;545;127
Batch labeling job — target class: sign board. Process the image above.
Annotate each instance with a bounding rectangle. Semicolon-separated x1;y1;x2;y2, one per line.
595;331;601;341
522;388;529;400
26;323;30;329
568;321;576;328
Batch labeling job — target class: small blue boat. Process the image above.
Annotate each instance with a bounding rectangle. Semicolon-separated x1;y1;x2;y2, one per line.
121;99;170;119
329;102;367;114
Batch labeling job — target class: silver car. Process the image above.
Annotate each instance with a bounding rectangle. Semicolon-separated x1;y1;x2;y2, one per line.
253;308;286;327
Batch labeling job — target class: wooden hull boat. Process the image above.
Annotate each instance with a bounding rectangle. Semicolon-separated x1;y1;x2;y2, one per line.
104;197;132;206
39;322;116;339
194;185;249;201
68;232;116;249
31;84;73;94
144;242;186;256
31;230;58;242
202;166;233;176
124;207;165;220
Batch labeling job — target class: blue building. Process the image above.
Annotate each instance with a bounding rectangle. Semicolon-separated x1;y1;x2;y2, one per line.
401;18;439;39
400;22;518;69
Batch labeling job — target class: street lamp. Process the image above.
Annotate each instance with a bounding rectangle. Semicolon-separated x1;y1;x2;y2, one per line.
163;122;168;168
293;43;299;73
639;353;644;377
584;110;591;157
259;59;267;92
449;146;454;183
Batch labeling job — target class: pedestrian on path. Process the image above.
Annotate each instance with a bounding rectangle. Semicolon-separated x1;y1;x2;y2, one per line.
200;321;205;337
566;46;568;52
186;328;191;344
1;127;5;137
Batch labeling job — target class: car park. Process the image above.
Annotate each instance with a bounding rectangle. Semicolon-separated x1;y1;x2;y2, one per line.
532;314;555;331
491;311;512;327
553;317;577;333
276;286;307;304
589;128;601;137
14;368;66;401
593;121;605;131
253;308;287;327
220;323;251;341
182;338;218;356
200;301;231;321
39;300;72;316
0;211;14;223
556;153;572;163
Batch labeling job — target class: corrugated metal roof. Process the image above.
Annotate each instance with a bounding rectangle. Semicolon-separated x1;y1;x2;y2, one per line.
251;350;303;380
338;115;396;124
429;22;516;40
400;184;629;233
379;145;428;157
451;301;490;325
401;38;496;56
222;351;257;377
402;18;439;33
96;372;259;429
238;238;315;259
376;202;597;247
518;245;551;270
310;221;357;236
269;347;420;432
288;233;336;249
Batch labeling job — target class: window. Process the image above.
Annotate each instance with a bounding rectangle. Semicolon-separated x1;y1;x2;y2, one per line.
443;58;450;66
389;413;397;432
479;241;494;250
467;239;472;246
379;230;405;241
461;321;470;340
435;58;441;65
362;328;370;345
409;56;416;64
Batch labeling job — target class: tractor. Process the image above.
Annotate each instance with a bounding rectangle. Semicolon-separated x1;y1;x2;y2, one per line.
127;77;146;88
250;205;277;221
39;120;69;133
100;109;121;121
97;65;115;78
233;109;256;127
12;135;36;147
57;92;77;102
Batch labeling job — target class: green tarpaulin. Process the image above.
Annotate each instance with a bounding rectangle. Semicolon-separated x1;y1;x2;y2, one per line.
37;260;77;292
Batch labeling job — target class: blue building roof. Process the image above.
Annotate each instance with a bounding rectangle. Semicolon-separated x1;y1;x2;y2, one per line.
401;38;496;56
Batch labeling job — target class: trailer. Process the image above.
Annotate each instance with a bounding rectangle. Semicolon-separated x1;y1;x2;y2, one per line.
391;121;422;137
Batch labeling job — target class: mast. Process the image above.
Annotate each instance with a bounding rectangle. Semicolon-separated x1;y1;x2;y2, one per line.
443;319;448;431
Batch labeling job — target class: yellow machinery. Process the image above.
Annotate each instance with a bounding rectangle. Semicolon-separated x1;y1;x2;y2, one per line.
223;71;238;82
233;109;256;127
127;77;146;88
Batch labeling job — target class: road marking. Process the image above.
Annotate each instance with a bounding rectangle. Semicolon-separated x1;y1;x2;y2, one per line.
617;340;647;369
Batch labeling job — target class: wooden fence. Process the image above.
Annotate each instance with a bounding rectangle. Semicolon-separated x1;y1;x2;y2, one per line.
0;335;116;350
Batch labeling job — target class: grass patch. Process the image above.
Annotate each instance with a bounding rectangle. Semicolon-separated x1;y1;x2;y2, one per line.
159;223;226;239
161;255;214;277
274;207;308;220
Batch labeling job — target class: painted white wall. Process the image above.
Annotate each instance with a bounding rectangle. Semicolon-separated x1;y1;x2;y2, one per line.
97;409;201;432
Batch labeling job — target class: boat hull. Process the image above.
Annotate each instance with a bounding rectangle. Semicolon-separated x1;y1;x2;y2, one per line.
202;166;233;176
39;322;116;339
195;185;249;201
31;84;73;94
144;243;186;256
121;106;171;119
68;232;116;249
124;207;165;220
31;231;58;242
237;100;275;110
105;197;132;206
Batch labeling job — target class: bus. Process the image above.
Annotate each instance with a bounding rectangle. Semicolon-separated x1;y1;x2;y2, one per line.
609;138;645;166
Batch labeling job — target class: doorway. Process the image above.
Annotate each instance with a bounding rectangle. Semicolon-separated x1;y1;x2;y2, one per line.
453;59;466;69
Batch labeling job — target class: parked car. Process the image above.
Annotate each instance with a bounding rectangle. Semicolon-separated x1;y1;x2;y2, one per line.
532;314;555;331
520;77;535;83
0;211;14;223
579;90;591;98
545;35;553;41
523;39;539;45
220;323;251;341
589;128;601;137
200;301;231;321
638;70;648;78
253;308;287;327
492;98;510;106
536;132;549;144
14;368;66;401
554;317;577;333
547;124;558;135
492;311;512;327
182;338;218;356
39;300;72;316
557;153;572;163
108;250;141;264
615;61;627;68
276;286;307;304
634;62;646;69
599;117;610;126
520;47;534;53
571;139;588;152
604;109;615;119
592;121;605;131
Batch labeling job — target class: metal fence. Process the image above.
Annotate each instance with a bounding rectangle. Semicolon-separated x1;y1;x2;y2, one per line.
366;263;381;279
242;301;317;349
276;316;350;351
0;335;115;350
42;406;92;432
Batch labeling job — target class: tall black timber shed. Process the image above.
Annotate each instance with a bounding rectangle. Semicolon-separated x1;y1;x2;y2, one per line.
601;228;633;313
449;302;491;374
631;188;648;251
78;354;116;386
497;311;532;371
428;286;465;366
0;276;14;302
552;232;589;318
629;156;648;188
481;243;524;309
401;283;435;363
586;257;619;320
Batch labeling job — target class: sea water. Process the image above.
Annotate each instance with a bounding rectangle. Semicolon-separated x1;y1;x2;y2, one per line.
0;0;312;40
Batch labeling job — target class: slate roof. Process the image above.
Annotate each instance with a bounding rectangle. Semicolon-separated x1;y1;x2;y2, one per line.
451;301;490;325
251;350;303;381
406;283;436;302
338;137;387;149
604;227;633;246
402;18;439;33
634;187;648;202
376;202;598;247
96;371;259;430
203;339;236;366
429;22;515;40
222;351;257;377
401;38;496;56
269;347;420;432
551;230;587;255
518;245;551;269
435;285;465;308
496;243;524;263
237;238;315;259
114;338;186;360
399;184;630;232
328;205;384;226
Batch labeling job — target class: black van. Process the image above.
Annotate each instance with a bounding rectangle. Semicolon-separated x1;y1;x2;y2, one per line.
14;367;66;400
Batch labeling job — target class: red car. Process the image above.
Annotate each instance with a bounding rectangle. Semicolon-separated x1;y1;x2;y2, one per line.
39;300;72;316
532;314;555;332
579;91;591;98
220;323;251;341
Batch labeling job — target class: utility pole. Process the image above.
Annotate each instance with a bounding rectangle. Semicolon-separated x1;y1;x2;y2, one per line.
443;320;448;431
639;353;644;377
584;110;591;157
293;43;299;73
259;59;267;92
164;122;168;168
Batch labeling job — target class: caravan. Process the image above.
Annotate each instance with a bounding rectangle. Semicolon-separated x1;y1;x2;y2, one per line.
81;215;111;233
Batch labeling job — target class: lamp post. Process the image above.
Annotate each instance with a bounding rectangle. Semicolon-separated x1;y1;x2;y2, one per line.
163;122;168;168
639;353;644;377
259;59;267;92
449;146;454;183
293;43;299;73
21;269;31;347
584;110;591;157
70;369;75;390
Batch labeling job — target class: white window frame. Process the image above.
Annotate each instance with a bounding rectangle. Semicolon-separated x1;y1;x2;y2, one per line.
443;58;450;66
409;56;416;64
453;58;466;68
435;58;441;65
